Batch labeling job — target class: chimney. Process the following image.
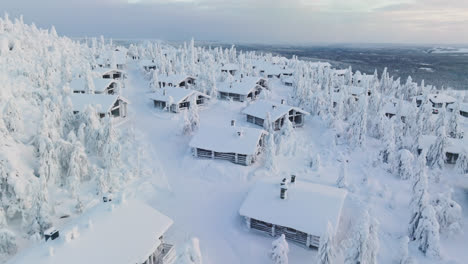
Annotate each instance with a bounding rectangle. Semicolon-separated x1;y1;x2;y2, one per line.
272;105;277;110
280;187;288;199
231;120;235;126
290;175;296;183
237;131;243;137
281;99;285;105
280;178;287;186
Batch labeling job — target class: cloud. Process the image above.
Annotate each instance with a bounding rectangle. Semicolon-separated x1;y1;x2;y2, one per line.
1;0;467;44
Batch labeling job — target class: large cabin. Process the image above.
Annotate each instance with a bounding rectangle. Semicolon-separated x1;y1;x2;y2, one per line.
70;94;128;119
414;94;456;114
5;200;176;264
70;78;120;95
218;77;268;102
242;100;309;130
149;88;210;113
417;135;467;164
239;177;347;248
189;122;267;166
94;68;126;80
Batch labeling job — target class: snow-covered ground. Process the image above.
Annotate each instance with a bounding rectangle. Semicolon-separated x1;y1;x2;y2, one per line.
115;62;468;264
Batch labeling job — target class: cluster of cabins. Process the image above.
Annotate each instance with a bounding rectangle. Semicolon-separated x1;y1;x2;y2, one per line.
69;50;129;119
7;199;176;264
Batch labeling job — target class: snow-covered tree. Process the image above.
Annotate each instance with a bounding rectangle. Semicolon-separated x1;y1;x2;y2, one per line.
277;118;296;156
271;234;289;264
264;133;276;171
447;104;463;139
176;237;203;264
317;222;336;264
426;126;447;169
150;70;160;91
188;97;200;133
67;139;89;198
431;191;462;236
413;204;441;258
336;155;348;188
344;210;380;264
397;149;414;180
456;152;468;174
3;99;23;134
398;236;416;264
380;118;396;168
0;208;17;257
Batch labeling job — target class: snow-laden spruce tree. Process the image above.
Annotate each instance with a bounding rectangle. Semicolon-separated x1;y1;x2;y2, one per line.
277;118;296;156
397;149;414;180
316;222;336;264
426;126;447;170
447;103;463;139
188;97;200;133
271;234;289;264
67;138;89;198
176;237;203;264
150;69;160;91
85;70;95;94
182;110;192;135
264;132;276;172
27;174;52;237
380;118;396;168
336;155;348;189
349;94;368;148
344;210;380;264
3;99;23;134
431;190;462;236
456;151;468;174
0;208;17;257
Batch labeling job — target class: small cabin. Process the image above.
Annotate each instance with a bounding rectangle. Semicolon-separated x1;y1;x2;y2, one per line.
414;94;456;114
417;135;467;164
5;200;175;264
282;76;294;87
70;94;129;119
140;59;158;71
382;100;414;122
242;100;309;130
94;69;126;80
189;122;267;166
97;50;127;70
149;88;210;113
448;102;468;118
221;63;239;76
158;74;196;88
70;78;120;95
239;178;347;248
218;77;268;102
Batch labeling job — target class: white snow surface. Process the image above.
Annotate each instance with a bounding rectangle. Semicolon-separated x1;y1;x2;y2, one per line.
239;179;347;236
6;200;173;264
242;99;309;121
189;123;266;155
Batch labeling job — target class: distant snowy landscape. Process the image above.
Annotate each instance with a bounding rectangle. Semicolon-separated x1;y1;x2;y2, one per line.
1;15;468;264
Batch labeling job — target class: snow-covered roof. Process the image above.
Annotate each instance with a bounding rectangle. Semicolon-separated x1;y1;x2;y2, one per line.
418;135;467;154
239;179;347;236
6;200;173;264
159;74;195;85
69;78;118;93
93;68;124;76
70;94;126;113
140;59;157;67
97;50;127;66
415;94;457;104
343;85;365;96
217;77;265;96
448;102;468;113
148;88;209;104
189;124;266;155
282;76;294;84
242;100;309;121
382;100;414;116
333;69;348;75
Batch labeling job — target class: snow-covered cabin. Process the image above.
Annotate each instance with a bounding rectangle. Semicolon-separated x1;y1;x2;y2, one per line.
239;178;347;248
282;76;294;87
242;100;309;130
94;68;126;80
333;69;348;77
70;78;120;95
158;74;196;88
6;200;175;264
414;94;456;113
262;65;283;78
70;94;128;118
218;77;268;102
417;135;467;164
221;63;239;75
189;122;267;166
448;102;468;118
148;88;210;113
343;85;368;98
140;59;158;71
382;100;414;121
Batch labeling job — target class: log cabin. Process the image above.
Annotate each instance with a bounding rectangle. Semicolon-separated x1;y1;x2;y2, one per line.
414;94;456;114
158;74;196;88
70;78;120;95
5;200;176;264
242;100;309;130
94;68;126;80
239;177;347;248
417;135;467;164
70;94;128;119
148;88;210;113
217;77;268;102
189;121;267;166
221;63;239;76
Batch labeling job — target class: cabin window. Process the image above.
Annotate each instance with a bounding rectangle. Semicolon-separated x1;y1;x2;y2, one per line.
111;108;120;117
180;101;190;109
461;111;468;118
99;113;106;118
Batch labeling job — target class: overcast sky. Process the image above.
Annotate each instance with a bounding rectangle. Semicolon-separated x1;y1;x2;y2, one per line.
2;0;468;44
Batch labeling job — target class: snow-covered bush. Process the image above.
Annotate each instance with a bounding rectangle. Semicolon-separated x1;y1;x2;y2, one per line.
176;237;203;264
431;191;462;236
397;149;414;180
344;210;380;264
317;222;336;264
